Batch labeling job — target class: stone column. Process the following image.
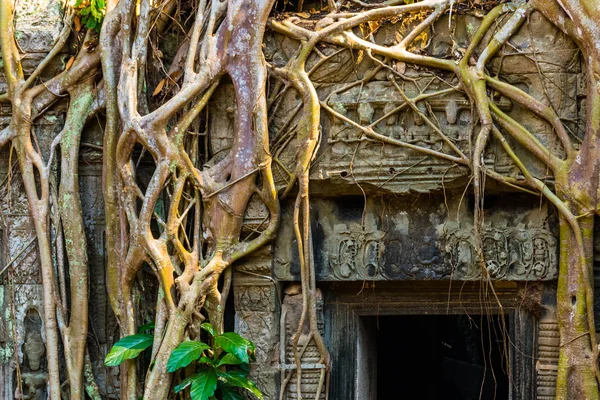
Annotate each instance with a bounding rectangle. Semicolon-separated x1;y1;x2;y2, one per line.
280;285;326;400
536;292;560;400
234;248;281;399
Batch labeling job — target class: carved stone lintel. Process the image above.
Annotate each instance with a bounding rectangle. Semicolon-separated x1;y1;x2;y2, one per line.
275;197;558;282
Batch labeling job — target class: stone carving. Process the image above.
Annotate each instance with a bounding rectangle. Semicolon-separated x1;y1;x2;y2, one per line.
443;227;558;280
15;310;47;400
236;285;278;313
317;80;475;193
242;194;270;235
329;223;385;280
274;197;558;282
259;11;583;195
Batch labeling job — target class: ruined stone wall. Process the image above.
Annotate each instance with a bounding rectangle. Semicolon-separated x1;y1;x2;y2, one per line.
0;2;591;400
234;7;583;400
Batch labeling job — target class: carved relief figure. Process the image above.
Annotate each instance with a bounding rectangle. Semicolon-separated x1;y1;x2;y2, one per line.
329;224;385;280
443;226;558;280
443;100;468;150
407;108;433;149
15;310;47;400
381;102;407;158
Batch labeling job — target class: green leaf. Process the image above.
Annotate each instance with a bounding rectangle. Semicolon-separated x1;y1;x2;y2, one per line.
239;362;250;374
198;356;214;365
221;386;244;400
174;374;197;393
90;6;102;20
216;353;243;367
190;369;218;400
216;370;263;399
85;18;97;29
215;332;253;364
201;322;215;337
167;341;211;372
138;322;155;333
104;334;153;366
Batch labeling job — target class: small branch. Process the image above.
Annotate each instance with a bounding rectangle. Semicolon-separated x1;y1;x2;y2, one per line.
0;236;36;277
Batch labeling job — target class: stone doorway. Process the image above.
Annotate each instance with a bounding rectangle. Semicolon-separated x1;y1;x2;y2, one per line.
364;314;510;400
324;281;538;400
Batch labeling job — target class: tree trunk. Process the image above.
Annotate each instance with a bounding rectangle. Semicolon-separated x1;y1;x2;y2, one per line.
556;212;598;399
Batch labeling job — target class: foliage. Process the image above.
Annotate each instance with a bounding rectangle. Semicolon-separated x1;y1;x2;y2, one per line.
103;324;261;400
104;334;154;366
168;324;262;400
73;0;105;31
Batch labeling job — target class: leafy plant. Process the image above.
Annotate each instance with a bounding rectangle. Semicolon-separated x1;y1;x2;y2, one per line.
169;323;262;400
103;323;261;400
104;333;153;366
73;0;106;31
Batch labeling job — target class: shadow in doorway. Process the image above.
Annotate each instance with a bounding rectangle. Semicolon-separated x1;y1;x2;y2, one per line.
363;314;510;400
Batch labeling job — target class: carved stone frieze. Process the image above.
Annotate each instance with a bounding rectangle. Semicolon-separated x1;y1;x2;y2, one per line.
329;223;385;280
260;11;583;195
274;196;558;282
443;226;557;280
313;80;489;193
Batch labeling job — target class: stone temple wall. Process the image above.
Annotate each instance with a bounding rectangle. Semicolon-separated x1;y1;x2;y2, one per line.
232;7;584;400
0;2;594;400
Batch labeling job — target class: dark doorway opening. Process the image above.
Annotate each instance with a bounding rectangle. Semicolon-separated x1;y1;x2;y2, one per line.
366;314;510;400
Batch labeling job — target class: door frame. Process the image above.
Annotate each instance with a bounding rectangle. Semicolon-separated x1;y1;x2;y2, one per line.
322;281;537;400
